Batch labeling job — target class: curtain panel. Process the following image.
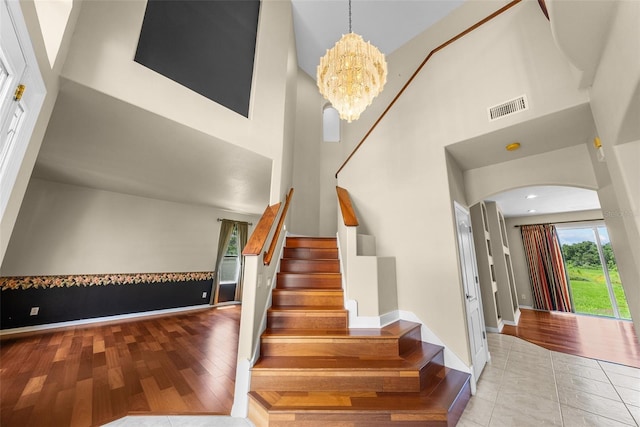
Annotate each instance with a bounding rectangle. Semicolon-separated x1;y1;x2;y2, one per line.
234;222;248;301
521;224;573;312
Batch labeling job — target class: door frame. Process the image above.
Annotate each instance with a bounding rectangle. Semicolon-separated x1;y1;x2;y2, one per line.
454;201;490;389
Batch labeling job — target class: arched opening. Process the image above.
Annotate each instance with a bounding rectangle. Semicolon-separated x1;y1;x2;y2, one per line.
322;104;340;143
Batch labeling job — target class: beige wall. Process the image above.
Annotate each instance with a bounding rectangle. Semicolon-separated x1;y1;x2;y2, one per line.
464;144;598;206
335;0;590;364
588;0;640;334
290;72;323;236
3;0;296;275
59;0;293;204
0;179;258;276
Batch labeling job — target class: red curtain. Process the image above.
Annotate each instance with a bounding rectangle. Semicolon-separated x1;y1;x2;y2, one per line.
521;224;572;312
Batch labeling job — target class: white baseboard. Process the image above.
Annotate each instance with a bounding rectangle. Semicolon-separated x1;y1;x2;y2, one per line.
344;304;470;374
0;304;211;338
398;310;470;374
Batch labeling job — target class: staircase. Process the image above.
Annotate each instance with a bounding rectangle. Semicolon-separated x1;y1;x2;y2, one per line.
248;236;471;426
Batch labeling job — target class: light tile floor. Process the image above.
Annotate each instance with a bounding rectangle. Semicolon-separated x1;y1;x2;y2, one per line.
460;333;640;427
103;333;639;426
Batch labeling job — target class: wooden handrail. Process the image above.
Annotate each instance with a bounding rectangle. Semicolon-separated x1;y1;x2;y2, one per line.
335;0;522;178
263;188;294;266
336;186;359;226
242;203;282;256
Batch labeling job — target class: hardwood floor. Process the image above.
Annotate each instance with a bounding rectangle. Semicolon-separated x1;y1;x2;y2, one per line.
0;305;241;427
502;308;640;368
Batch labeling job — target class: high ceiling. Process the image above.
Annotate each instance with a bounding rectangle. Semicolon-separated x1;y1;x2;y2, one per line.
33;0;602;219
291;0;464;78
33;79;271;214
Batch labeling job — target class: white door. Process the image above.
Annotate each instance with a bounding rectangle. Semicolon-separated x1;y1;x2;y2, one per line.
0;0;46;219
0;0;27;170
454;202;488;382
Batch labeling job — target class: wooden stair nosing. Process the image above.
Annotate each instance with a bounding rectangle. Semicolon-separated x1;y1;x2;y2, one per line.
248;369;470;413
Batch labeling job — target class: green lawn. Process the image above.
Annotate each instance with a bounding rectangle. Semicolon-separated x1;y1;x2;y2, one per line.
566;265;631;319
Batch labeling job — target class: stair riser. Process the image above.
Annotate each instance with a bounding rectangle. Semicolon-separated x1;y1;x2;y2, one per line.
277;273;342;289
267;315;348;330
398;325;423;355
248;399;450;427
272;291;344;307
250;372;422;393
280;259;340;273
420;351;445;391
285;238;337;249
260;340;398;358
283;248;339;260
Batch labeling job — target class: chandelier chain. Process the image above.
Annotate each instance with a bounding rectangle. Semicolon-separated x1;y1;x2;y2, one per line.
348;0;352;33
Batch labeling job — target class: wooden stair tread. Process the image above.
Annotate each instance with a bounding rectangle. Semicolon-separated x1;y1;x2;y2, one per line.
269;306;347;312
253;342;443;371
262;328;415;340
263;320;419;338
249;368;470;412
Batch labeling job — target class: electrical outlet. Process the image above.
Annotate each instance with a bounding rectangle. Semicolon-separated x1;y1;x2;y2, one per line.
521;294;526;300
30;307;39;316
202;292;207;298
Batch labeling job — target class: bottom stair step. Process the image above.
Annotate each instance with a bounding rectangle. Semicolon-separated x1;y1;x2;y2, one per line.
248;368;471;427
251;342;444;393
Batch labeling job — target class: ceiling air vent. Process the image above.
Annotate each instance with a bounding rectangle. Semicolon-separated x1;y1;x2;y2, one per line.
488;95;528;121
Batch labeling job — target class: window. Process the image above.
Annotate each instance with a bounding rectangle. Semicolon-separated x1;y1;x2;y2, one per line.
323;105;340;142
556;223;630;319
219;225;240;284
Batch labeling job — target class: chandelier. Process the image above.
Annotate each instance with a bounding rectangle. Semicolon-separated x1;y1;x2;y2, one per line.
317;0;387;123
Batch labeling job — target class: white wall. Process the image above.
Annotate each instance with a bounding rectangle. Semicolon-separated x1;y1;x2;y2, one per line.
335;0;590;364
0;179;258;276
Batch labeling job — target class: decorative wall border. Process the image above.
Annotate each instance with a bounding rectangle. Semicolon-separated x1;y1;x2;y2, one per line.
0;271;215;291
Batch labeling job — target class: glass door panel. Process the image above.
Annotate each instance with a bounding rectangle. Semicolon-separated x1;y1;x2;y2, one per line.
598;227;631;319
556;224;629;319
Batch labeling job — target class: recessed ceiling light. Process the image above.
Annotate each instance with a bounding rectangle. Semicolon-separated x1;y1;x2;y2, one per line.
527;209;537;213
506;142;521;151
525;194;537;199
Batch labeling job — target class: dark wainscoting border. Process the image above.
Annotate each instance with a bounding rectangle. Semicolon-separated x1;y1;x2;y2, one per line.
0;272;214;329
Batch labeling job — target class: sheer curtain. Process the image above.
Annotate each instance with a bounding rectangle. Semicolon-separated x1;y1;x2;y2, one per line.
521;224;573;312
213;220;235;304
234;222;249;301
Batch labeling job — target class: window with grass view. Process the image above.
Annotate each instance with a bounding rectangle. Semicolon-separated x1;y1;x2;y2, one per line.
556;224;630;319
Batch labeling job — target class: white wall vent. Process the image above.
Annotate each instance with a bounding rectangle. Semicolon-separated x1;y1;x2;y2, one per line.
488;95;528;121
